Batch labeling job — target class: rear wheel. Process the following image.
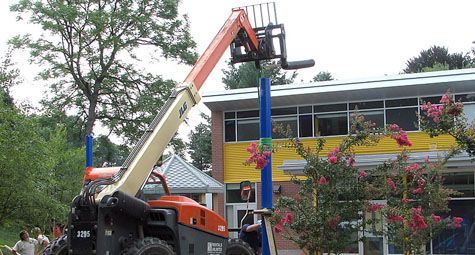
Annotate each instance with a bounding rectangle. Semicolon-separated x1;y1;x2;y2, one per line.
226;238;256;255
42;235;68;255
120;237;175;255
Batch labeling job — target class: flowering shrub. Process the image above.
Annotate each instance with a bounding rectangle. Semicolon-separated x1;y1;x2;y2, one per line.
271;114;381;254
245;92;471;254
244;142;272;169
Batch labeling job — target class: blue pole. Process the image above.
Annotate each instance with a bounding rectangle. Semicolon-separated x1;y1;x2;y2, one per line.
259;77;272;255
86;134;93;167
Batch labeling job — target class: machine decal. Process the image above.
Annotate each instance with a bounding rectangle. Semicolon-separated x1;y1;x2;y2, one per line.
207;242;223;254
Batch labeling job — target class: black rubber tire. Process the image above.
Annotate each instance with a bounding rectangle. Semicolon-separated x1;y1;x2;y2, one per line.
226;238;256;255
120;237;175;255
42;235;68;255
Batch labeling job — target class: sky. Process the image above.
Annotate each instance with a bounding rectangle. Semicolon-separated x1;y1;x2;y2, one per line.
1;0;475;141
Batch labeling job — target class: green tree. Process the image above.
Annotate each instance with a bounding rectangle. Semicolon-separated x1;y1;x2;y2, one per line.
312;71;334;82
93;135;129;167
0;48;20;107
403;46;472;73
222;60;297;89
187;113;212;172
10;0;197;143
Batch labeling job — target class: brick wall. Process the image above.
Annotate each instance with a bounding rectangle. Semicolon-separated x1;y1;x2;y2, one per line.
211;111;225;217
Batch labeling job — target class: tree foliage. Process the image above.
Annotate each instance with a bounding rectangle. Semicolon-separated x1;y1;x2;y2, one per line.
0;49;20;107
312;71;334;82
0;101;83;228
9;0;197;143
187;113;212;172
222;60;297;89
403;46;472;73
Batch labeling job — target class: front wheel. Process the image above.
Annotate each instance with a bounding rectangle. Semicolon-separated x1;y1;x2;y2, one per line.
226;238;256;255
120;237;175;255
42;235;68;255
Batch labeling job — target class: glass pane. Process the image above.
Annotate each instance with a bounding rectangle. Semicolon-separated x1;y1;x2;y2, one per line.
237;210;255;227
299;115;313;137
225;112;235;119
421;96;443;104
299;106;312;114
442;172;474;197
364;237;384;255
431;200;475;254
386;98;418;107
237;110;259;118
225;120;236;142
386;108;419;131
456;93;475;103
226;184;256;203
237;119;259;141
351;110;384;128
271;107;297;116
272;116;297;139
315;113;348;136
314;103;347;113
350;101;383;110
463;104;475;124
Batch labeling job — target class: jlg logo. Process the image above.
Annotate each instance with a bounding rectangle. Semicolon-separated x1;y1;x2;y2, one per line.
179;101;188;119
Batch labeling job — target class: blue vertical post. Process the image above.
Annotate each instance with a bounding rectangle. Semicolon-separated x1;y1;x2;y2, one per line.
259;77;272;255
86;134;93;167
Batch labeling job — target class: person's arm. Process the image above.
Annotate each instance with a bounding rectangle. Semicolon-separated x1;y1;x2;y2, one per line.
243;223;261;232
41;236;49;247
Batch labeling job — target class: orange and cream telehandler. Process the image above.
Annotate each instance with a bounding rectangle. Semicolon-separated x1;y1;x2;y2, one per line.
43;3;314;254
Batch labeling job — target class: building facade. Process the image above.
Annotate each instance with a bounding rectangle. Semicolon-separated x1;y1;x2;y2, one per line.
203;69;475;255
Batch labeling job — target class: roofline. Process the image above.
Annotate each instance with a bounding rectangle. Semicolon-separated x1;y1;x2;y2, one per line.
202;68;475;112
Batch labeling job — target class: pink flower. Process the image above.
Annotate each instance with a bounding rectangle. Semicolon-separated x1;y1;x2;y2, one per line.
387;177;396;191
346;156;355;167
319;176;328;185
449;217;463;229
409;207;428;231
388;124;401;132
284;213;294;224
405;163;419;173
246;142;258;154
274;225;283;233
393;132;413;147
425;156;430;164
358;170;367;178
413;187;423;194
368;204;384;212
431;213;441;223
388;214;405;223
440;94;449;104
402;198;411;204
328;155;338;164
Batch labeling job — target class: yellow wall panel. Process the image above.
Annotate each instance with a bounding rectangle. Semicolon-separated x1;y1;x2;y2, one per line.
223;132;455;183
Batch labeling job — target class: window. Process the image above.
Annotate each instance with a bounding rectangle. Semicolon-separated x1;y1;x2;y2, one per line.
443;172;474;197
299;114;313;137
350;100;383;110
351;110;384;129
226;183;256;203
225;120;236;142
315;112;348;136
237;119;260;141
386;108;418;131
272;116;297;139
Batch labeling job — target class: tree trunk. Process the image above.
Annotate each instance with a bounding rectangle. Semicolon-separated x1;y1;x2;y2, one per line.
84;96;98;142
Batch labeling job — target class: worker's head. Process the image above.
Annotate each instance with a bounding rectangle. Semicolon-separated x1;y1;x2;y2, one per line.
33;227;42;236
19;230;29;241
